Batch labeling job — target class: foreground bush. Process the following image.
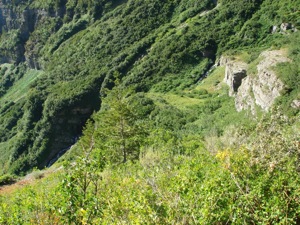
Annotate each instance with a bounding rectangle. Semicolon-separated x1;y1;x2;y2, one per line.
1;114;299;224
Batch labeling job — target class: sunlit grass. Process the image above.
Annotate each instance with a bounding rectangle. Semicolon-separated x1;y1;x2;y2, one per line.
147;92;203;110
195;66;226;93
0;69;43;104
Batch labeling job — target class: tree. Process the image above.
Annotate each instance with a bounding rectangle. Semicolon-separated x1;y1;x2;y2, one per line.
59;120;104;224
94;77;146;164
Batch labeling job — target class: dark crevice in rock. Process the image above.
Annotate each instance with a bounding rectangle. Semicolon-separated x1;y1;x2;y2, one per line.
232;70;247;92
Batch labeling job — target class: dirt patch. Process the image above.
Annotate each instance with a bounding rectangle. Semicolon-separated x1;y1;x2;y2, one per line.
0;174;35;195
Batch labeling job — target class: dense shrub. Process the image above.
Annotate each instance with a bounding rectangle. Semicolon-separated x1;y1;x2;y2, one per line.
0;174;17;185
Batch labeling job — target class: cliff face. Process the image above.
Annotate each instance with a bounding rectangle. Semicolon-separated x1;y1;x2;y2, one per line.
223;50;290;114
0;1;29;63
0;1;64;67
221;57;248;97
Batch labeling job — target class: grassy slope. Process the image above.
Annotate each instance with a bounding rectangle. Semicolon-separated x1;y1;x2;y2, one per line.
0;70;299;224
0;0;299;223
0;0;298;180
0;69;43;104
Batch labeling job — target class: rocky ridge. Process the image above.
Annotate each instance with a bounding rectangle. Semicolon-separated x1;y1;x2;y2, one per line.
222;49;290;114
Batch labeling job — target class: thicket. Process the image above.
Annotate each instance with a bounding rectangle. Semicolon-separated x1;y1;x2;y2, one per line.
0;0;299;181
0;0;299;223
0;174;17;186
0;92;299;224
274;32;300;116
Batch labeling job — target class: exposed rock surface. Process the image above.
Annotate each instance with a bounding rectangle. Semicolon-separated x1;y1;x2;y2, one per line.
271;25;278;33
280;23;297;33
291;100;300;109
0;1;65;67
221;57;248;96
270;23;297;34
41;102;97;168
222;50;290;113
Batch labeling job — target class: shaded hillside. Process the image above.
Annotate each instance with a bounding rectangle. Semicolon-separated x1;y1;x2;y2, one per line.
0;0;299;174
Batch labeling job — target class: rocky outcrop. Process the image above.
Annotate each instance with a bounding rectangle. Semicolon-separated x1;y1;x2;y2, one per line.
291;100;300;109
271;22;298;34
43;106;93;167
222;50;290;113
0;1;65;67
222;57;248;96
280;23;298;33
1;2;30;63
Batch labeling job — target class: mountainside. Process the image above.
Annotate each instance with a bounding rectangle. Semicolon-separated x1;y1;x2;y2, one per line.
0;0;300;224
0;0;299;173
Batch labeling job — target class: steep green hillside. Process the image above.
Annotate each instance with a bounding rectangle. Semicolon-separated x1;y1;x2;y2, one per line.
0;75;299;224
0;0;300;223
0;0;299;175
